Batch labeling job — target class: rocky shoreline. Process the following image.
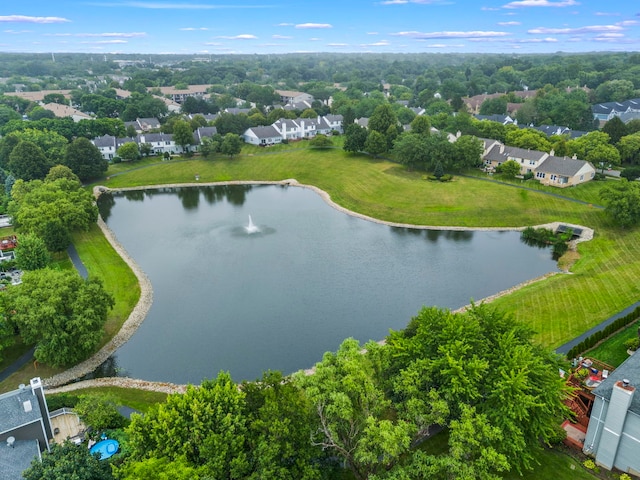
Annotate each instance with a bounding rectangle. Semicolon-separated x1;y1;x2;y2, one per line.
43;180;593;394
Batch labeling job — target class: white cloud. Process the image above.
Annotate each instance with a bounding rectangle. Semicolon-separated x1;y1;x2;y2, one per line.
309;37;321;41
617;20;639;26
528;25;623;34
380;0;442;3
367;32;379;35
328;43;348;47
0;15;70;23
481;7;500;10
82;39;128;44
4;29;32;34
277;23;294;26
295;23;332;29
503;0;579;8
361;40;390;46
44;32;146;38
392;30;510;39
594;12;620;16
272;34;292;39
203;42;222;46
216;34;258;39
498;21;521;26
179;27;209;31
516;37;558;42
426;43;464;48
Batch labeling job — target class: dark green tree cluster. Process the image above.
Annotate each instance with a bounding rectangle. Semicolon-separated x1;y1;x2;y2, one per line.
109;305;569;480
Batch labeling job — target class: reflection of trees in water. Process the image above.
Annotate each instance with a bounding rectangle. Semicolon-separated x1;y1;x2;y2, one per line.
81;355;126;380
176;187;200;210
97;193;116;222
390;227;474;243
201;185;253;206
123;190;145;202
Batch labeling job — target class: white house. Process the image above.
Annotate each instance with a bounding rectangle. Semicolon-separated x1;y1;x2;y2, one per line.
243;126;282;146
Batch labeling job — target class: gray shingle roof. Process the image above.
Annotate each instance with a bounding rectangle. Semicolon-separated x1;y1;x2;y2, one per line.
0;386;44;434
592;348;640;415
0;440;41;480
247;125;280;139
92;135;116;148
536;155;591;176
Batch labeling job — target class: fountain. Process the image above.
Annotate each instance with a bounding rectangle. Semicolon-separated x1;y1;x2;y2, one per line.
245;215;260;234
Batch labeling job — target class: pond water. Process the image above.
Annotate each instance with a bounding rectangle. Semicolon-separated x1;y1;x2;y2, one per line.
95;184;557;384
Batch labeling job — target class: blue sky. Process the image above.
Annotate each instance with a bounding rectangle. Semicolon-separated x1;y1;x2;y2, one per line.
0;0;638;55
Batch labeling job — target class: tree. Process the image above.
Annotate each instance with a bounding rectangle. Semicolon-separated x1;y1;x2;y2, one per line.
115;456;206;480
8;175;98;252
309;134;333;148
409;115;431;135
433;160;444;179
64;137;108;181
364;130;388;157
294;339;414;480
620;165;640;181
382;305;571;473
7;269;114;366
139;142;152;157
586;144;621;172
343;124;368;154
567;131;611;160
452;135;483;171
600;179;640;227
602;116;627;145
127;372;250;477
117;142;140;162
300;108;318;118
368;104;398;149
75;395;128;432
479;96;507;115
173;119;195;153
199;135;221;158
220;133;243;157
43;93;67;105
14;232;50;270
496;159;521;178
617;133;640;165
23;441;114;480
8;140;51;181
505;128;551;152
45;165;80;183
392;133;428;170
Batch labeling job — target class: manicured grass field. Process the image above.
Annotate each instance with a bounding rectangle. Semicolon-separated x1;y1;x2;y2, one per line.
98;146;640;350
48;386;167;414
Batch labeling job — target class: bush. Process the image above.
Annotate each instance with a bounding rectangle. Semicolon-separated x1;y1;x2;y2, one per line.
583;459;596;470
112;156;122;164
439;174;453;182
593;172;607;181
624;337;640;351
47;393;80;411
523;171;534;180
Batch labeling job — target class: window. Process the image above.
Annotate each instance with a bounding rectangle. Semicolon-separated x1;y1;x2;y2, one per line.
551;174;557;181
536;172;546;179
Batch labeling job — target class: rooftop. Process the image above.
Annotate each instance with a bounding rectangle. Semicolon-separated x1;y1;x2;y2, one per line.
592;349;640;415
0;385;44;435
0;439;40;480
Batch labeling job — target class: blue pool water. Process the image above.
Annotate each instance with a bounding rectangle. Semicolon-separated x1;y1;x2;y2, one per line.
90;439;119;459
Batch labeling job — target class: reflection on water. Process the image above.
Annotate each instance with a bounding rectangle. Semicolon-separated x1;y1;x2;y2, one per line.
390;226;474;243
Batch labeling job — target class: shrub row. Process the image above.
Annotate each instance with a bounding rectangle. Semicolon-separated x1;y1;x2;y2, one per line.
566;306;640;359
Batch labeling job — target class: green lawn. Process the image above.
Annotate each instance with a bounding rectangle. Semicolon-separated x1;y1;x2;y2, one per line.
98;147;640;349
48;386;167;414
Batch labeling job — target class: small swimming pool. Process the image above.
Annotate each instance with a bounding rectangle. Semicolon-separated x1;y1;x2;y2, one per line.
89;439;119;459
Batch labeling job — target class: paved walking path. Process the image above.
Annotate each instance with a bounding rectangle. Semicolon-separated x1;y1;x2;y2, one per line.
67;243;88;279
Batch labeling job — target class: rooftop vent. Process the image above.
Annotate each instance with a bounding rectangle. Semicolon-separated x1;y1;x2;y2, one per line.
623;379;630;388
6;436;15;448
23;399;32;413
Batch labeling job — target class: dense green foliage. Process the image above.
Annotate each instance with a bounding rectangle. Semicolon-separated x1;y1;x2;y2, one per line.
8;175;98;251
23;441;115;480
4;269;114;366
120;305;569;479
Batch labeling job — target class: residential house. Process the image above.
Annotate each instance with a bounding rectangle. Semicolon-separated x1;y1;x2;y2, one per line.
592;98;640;126
483;143;549;173
283;100;313;112
92;134;119;160
481;140;595;187
0;378;52;479
41;103;92;122
194;126;218;145
463;90;537;114
138;133;181;155
124;117;161;133
243;125;282;146
583;351;640;475
323;114;344;133
534;155;596;187
151;85;210;104
275;90;313;105
272;118;304;140
532;125;587;139
474;114;515;125
9;89;72;103
224;107;252;116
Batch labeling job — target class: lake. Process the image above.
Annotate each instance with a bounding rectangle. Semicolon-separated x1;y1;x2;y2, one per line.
96;184;557;384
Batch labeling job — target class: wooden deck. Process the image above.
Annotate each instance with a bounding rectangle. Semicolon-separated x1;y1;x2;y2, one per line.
49;410;86;445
